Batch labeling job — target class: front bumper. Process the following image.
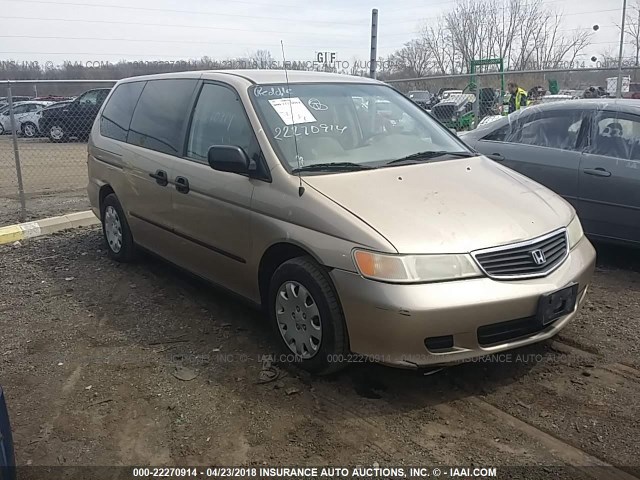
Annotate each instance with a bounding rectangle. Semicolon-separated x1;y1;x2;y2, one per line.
330;237;596;368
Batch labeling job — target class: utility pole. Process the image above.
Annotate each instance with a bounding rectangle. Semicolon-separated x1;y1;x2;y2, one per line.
370;9;378;79
616;0;628;98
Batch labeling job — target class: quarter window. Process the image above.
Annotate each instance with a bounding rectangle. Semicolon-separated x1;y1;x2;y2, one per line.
588;112;640;160
127;79;198;156
100;82;145;142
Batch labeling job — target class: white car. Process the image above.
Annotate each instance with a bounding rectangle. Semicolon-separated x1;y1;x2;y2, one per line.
0;101;54;137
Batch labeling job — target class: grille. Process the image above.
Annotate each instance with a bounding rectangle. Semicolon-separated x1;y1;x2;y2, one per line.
477;315;549;346
472;229;568;279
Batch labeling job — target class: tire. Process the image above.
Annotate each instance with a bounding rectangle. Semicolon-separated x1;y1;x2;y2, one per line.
268;256;349;375
0;123;4;135
21;122;38;138
101;193;136;262
48;124;66;143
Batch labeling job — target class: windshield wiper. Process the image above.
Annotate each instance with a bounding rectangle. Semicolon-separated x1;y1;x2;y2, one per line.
292;162;374;173
385;151;474;166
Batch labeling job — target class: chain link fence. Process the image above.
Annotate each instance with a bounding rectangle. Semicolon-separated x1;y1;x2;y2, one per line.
388;66;640;129
0;80;116;225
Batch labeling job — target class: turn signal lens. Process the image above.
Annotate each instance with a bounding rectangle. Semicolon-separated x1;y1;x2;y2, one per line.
353;250;482;283
567;216;584;250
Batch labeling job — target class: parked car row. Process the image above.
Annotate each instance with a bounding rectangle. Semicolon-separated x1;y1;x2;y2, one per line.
0;100;54;136
0;88;110;141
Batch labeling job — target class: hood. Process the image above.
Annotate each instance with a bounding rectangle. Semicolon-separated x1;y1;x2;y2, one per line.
303;156;574;254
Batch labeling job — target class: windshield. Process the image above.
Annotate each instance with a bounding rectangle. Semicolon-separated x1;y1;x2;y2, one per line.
251;83;468;173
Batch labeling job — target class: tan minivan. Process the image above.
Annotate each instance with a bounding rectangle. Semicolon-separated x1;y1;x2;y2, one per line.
88;70;596;373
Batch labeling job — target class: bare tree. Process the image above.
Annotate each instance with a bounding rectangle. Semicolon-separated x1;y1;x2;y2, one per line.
247;49;274;69
624;0;640;66
391;38;432;77
420;22;456;74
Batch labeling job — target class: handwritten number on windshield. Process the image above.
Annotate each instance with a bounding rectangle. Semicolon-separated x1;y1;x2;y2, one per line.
254;86;292;97
274;124;348;141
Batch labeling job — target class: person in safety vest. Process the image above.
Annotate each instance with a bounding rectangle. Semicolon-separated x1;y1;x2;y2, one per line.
507;81;528;114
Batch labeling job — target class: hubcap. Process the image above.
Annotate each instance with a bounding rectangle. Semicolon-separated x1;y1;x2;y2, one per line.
24;124;36;137
275;281;322;359
50;126;63;140
104;206;123;253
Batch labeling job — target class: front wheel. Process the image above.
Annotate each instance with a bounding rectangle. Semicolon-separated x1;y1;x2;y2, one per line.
48;124;66;142
101;193;136;262
268;257;349;374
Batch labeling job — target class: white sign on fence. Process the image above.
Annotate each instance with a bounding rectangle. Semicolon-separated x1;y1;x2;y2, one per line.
606;76;630;94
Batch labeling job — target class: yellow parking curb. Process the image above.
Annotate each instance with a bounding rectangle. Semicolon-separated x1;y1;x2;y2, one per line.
0;211;99;245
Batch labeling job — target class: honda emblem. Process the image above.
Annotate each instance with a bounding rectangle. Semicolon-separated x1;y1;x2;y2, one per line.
531;249;546;265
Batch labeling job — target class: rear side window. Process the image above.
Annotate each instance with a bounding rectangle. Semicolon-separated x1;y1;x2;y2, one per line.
588;112;640;160
100;82;145;142
128;79;198;156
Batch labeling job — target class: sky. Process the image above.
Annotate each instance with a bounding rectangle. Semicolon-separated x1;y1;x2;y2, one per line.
0;0;629;67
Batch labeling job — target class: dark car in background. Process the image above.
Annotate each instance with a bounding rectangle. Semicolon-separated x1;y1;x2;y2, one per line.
461;99;640;247
39;88;110;142
431;93;476;130
407;90;432;109
0;387;16;480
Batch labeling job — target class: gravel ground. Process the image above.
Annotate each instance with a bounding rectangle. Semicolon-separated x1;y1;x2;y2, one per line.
0;228;638;478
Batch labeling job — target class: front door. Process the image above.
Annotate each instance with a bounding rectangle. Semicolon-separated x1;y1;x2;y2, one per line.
578;110;640;244
73;89;109;137
475;109;587;209
169;82;260;298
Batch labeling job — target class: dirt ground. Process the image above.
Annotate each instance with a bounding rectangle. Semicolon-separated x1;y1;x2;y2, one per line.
0;136;89;225
0;228;639;478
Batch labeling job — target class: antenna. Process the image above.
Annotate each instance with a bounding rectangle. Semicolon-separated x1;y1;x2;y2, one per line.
281;40;305;197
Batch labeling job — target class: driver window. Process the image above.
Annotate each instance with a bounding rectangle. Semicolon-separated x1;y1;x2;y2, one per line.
187;83;260;163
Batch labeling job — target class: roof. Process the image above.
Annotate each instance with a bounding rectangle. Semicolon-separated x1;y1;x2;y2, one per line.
464;98;640;139
1;100;53;107
118;69;382;86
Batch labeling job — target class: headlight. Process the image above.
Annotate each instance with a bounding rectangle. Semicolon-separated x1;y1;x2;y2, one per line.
567;216;584;250
353;250;482;283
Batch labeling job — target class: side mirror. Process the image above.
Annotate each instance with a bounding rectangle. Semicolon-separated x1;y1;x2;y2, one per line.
208;145;250;175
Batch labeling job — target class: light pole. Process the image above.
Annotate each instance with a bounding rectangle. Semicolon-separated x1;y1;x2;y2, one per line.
616;0;628;98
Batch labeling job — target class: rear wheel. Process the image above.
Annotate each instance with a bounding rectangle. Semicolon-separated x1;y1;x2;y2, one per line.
268;256;349;374
48;124;66;142
101;193;136;262
21;122;38;138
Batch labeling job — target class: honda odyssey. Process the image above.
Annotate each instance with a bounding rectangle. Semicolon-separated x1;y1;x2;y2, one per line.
87;70;596;373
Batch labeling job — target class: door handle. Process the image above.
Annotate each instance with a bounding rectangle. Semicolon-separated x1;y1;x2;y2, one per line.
175;176;190;194
487;153;505;161
149;169;168;186
583;167;611;178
